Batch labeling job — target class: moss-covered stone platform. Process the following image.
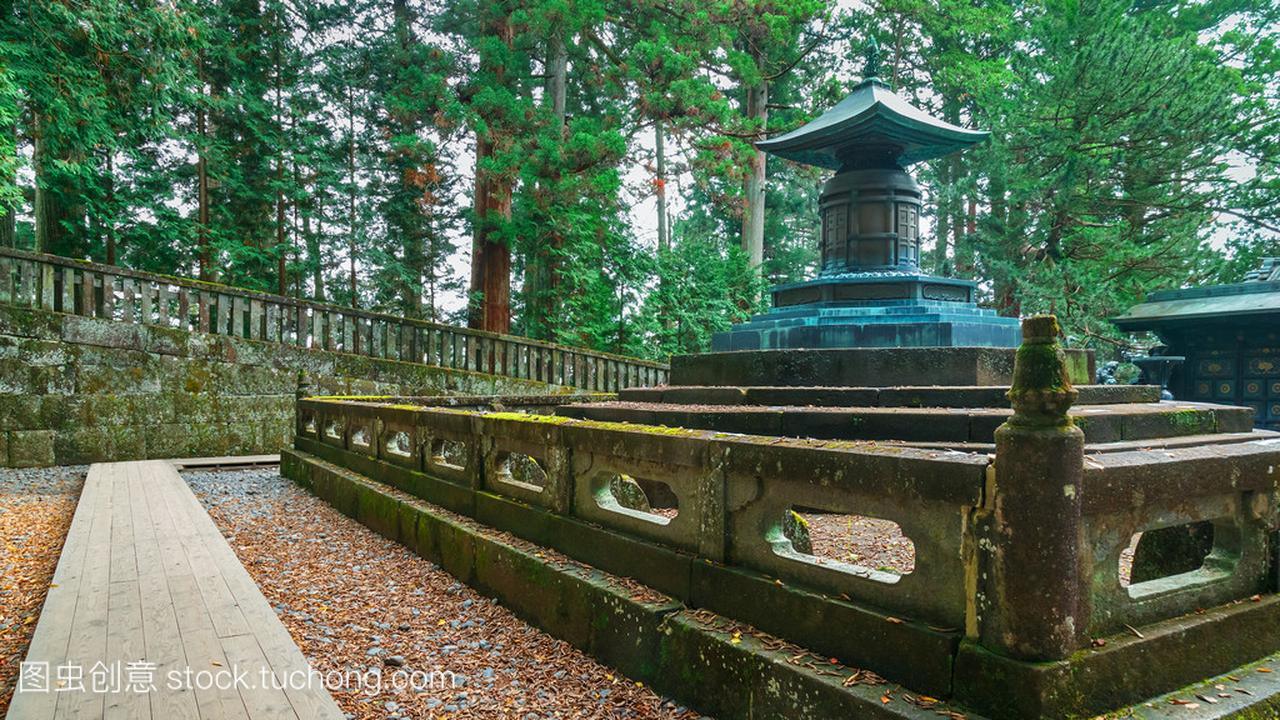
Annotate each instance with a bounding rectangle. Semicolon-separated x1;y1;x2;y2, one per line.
284;319;1280;719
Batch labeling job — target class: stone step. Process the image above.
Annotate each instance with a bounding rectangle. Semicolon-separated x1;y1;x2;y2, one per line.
618;383;1162;407
671;346;1095;387
557;401;1255;444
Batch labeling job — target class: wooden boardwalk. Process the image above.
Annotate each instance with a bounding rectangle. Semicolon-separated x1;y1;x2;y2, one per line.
7;460;344;720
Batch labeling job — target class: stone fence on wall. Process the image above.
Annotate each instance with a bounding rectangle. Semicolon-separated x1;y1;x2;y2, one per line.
0;247;668;392
0;248;667;466
288;386;1280;718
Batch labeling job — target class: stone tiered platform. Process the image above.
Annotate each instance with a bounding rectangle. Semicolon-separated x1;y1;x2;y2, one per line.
561;347;1260;449
562;384;1257;446
283;333;1280;719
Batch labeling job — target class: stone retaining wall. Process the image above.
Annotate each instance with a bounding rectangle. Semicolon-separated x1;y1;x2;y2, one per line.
0;305;563;467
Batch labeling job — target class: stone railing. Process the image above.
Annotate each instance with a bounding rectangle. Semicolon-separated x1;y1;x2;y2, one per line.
1076;441;1278;635
0;247;668;391
293;395;986;692
288;319;1280;717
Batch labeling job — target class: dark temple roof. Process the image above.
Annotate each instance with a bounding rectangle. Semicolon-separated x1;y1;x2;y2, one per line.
756;79;990;170
1113;258;1280;330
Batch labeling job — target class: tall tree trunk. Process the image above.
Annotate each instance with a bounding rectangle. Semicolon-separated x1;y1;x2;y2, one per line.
393;0;423;319
549;35;567;127
31;111;71;255
741;76;768;273
104;152;116;264
932;167;951;273
306;196;324;302
470;133;513;333
0;0;14;248
346;74;358;309
468;6;514;334
274;42;287;297
521;34;568;340
655;119;669;252
276;153;287;296
951;185;966;275
32;111;47;253
196;58;212;280
0;115;15;248
539;33;568;336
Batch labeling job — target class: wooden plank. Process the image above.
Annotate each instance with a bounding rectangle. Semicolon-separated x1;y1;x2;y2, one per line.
103;579;150;720
130;462;205;720
325;312;337;352
216;295;231;336
0;256;13;304
108;465;137;586
170;455;281;470
126;463;231;720
6;465;106;718
218;633;298;720
249;300;263;341
18;259;35;306
79;270;96;319
179;544;252;640
264;303;278;343
51;463;113;720
232;297;247;338
166;571;249;720
310;310;323;350
158;464;341;720
121;279;136;323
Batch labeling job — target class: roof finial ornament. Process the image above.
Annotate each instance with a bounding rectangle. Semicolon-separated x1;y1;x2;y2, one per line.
862;36;882;81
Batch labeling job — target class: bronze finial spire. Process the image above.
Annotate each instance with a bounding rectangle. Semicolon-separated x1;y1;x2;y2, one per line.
862;36;882;81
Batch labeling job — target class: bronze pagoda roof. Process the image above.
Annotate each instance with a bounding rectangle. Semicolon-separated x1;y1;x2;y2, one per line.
757;78;990;170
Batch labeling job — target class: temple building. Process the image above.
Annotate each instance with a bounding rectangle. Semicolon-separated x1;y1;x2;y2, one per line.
1113;258;1280;429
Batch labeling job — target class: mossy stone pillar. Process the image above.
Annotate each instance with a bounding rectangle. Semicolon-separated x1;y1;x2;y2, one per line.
980;315;1085;661
295;369;312;436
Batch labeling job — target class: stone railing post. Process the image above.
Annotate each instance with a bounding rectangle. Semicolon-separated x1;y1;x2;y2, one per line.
976;315;1085;661
295;369;312;436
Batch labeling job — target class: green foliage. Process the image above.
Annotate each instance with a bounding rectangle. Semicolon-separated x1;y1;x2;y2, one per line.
0;0;1275;362
634;212;766;358
859;0;1280;353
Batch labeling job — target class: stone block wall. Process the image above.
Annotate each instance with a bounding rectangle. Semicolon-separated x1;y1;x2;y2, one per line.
0;305;563;467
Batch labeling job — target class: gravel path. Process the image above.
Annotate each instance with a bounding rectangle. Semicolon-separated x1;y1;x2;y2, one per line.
186;468;705;720
0;466;86;716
